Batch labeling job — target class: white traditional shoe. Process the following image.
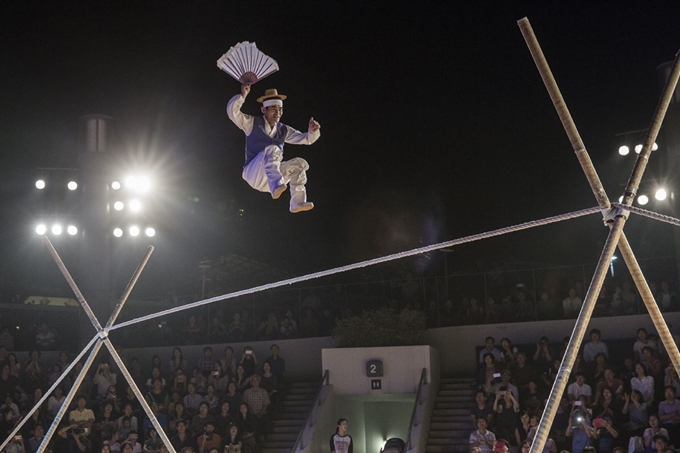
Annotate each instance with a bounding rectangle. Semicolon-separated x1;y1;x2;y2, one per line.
271;184;287;200
290;202;314;213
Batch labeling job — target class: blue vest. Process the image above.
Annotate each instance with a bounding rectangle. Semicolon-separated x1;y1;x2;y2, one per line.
245;116;288;166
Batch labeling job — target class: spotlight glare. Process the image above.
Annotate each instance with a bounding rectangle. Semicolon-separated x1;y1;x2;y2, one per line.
125;176;136;189
36;224;47;235
138;177;151;192
51;224;63;235
618;145;629;156
35;180;46;189
655;188;668;201
114;201;124;211
652;142;659;151
67;225;78;236
130;226;140;237
67;181;78;190
113;228;123;238
129;199;142;212
638;194;649;205
618;196;624;203
145;227;156;237
111;181;121;190
635;144;643;154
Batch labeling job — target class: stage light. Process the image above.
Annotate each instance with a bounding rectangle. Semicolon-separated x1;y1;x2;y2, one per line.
635;144;643;154
67;225;78;236
36;224;47;235
618;146;629;156
52;225;63;235
113;228;123;238
112;181;121;190
129;199;142;212
145;227;156;237
655;188;668;201
129;226;140;237
618;196;623;203
638;195;649;205
35;180;46;189
67;181;78;190
125;175;151;192
114;201;124;211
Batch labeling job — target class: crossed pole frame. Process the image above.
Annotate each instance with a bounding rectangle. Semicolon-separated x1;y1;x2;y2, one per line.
517;18;680;453
0;238;178;453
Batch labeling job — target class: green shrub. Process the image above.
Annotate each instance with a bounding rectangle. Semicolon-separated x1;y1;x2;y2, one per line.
332;308;427;347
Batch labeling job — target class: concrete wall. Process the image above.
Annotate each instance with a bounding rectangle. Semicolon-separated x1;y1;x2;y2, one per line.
365;400;413;453
428;311;680;377
322;345;435;395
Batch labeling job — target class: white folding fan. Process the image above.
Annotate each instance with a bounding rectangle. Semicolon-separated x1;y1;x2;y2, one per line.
216;41;279;85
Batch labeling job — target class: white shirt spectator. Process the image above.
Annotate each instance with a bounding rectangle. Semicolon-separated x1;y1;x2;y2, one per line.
583;341;609;363
469;428;496;453
567;382;592;401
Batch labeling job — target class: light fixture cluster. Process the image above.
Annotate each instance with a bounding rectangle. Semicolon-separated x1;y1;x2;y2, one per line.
110;174;151;213
35;223;79;236
112;226;156;238
618;142;659;156
35;179;78;190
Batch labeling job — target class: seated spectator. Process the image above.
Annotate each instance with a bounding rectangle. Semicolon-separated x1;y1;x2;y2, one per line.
171;368;188;395
591;388;622;423
514;291;534;321
141;402;169;437
103;385;122;415
479;353;503;395
224;424;242;453
168;402;187;435
27;424;45;453
540;359;561;390
665;364;680;396
567;372;593;404
219;347;237;382
206;363;224;390
207;317;229;342
190;368;207;395
197;347;215;378
592;415;619;453
641;347;663;382
169;348;188;379
68;395;95;428
213;402;235;437
622;389;647;435
644;414;668;453
590;353;609;385
223;382;243;417
35;323;56;349
170;420;197;452
116;404;139;433
23;350;43;395
239;347;258;378
485;298;500;324
260;361;279;396
656;280;678;312
491;371;518;402
265;344;286;385
633;328;655;363
184;315;203;345
566;402;594;453
144;427;163;453
196;421;222;453
658;385;680;446
203;384;219;412
466;298;485;325
493;390;520;447
522;381;545;416
583;329;609;363
257;312;279;340
594;368;623;403
57;423;91;453
47;386;67;420
514;411;534;446
509;353;537;396
498;338;516;366
532;337;554;370
146;378;170;409
145;367;167;393
93;362;118;400
479;337;503;365
0;393;19;420
7;353;21;380
536;290;556;320
95;401;117;441
470;390;494;428
234;365;250;393
563;288;583;318
121;386;142;419
469;417;496;453
190;403;214;438
235;403;257;452
242;374;270;435
632;362;655;405
183;383;203;417
228;313;246;342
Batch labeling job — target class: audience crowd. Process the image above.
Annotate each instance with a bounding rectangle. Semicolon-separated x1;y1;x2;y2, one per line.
0;342;287;453
471;327;680;453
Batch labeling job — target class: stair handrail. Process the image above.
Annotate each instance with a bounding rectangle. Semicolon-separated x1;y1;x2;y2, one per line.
291;369;330;452
405;367;428;450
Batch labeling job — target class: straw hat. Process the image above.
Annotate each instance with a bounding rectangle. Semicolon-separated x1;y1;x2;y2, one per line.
257;88;287;103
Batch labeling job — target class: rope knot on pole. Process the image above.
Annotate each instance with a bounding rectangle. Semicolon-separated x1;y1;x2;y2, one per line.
603;206;628;224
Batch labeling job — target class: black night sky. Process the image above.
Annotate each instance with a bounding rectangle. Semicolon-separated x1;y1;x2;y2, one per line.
1;2;680;298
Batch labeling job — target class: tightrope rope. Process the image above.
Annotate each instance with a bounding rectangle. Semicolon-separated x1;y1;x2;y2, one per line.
107;206;601;332
613;203;680;227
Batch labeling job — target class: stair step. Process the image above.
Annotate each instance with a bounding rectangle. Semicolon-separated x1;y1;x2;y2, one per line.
431;422;473;430
438;389;474;396
271;426;301;434
433;409;470;416
288;387;317;394
289;381;320;388
427;445;469;453
273;419;305;427
261;449;292;453
428;430;470;438
276;413;307;420
265;433;299;442
429;438;469;446
262;441;295;448
286;393;316;401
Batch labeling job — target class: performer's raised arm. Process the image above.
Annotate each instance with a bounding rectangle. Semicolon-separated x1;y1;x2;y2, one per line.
285;117;321;145
226;84;254;134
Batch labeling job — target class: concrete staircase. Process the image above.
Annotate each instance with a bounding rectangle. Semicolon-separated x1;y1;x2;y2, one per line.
426;377;476;453
260;381;319;453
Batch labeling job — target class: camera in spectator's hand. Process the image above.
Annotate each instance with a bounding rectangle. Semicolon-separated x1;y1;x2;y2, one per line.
571;413;584;426
72;428;82;436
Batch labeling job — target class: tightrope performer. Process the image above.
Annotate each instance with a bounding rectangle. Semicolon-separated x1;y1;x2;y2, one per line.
227;84;321;213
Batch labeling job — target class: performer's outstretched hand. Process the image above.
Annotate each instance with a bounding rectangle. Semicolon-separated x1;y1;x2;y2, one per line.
241;84;251;98
308;117;321;133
